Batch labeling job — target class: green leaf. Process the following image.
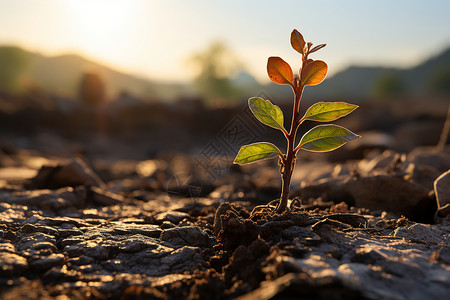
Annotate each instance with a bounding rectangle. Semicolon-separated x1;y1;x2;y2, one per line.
298;124;359;152
234;142;281;165
249;97;285;131
302;102;358;122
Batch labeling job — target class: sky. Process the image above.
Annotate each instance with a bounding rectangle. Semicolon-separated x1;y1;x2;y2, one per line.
0;0;449;83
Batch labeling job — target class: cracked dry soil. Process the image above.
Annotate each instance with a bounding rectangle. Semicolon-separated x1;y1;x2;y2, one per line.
1;146;450;300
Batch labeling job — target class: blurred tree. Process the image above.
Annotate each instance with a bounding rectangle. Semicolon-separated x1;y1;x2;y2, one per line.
372;72;405;98
0;46;30;92
78;72;106;106
188;41;242;104
428;68;450;95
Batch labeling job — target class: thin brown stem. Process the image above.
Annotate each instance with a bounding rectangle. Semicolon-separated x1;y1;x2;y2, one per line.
276;84;305;214
275;49;309;214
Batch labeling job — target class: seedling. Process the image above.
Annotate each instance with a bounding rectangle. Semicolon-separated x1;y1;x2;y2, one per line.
234;29;360;214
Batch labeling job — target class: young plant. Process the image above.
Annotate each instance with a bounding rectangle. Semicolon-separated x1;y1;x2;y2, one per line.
234;29;360;214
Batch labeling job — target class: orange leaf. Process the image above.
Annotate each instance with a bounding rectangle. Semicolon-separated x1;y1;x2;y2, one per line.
267;57;293;86
291;29;306;55
301;60;328;86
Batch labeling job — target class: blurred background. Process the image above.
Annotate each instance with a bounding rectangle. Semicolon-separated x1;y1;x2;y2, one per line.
0;0;449;164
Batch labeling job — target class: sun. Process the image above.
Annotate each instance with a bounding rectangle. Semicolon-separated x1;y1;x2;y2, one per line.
62;0;140;62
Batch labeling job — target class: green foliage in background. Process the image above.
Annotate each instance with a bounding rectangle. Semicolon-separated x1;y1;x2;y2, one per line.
188;41;243;103
0;46;30;92
372;72;405;98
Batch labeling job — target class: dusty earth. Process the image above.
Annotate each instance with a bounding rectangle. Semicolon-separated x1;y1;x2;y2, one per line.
0;95;449;299
0;139;450;300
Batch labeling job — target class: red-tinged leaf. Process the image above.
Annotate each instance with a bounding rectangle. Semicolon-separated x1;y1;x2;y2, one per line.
267;57;293;86
300;59;313;74
310;44;326;54
291;29;306;55
300;60;328;86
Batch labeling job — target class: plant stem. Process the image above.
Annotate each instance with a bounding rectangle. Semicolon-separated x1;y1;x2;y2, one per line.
276;83;304;214
275;49;309;214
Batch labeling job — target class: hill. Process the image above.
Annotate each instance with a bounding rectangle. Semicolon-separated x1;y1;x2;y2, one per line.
0;46;192;101
303;47;450;100
0;45;448;103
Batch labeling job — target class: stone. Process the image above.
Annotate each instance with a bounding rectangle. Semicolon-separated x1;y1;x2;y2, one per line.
357;150;406;176
27;157;104;189
0;252;28;276
160;226;211;247
154;211;189;224
29;253;65;271
120;224;162;238
159;246;205;274
0;242;15;253
66;255;95;266
345;175;434;221
16;233;57;253
5;188;81;210
393;223;446;244
87;185;128;206
20;224;59;237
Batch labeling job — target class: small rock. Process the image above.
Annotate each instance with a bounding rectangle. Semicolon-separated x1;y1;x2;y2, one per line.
436;246;450;264
393;223;445;244
429;268;450;285
280;226;311;240
82;244;110;260
160;226;211;247
346;175;434;221
66;255;95;266
154;211;189;224
124;225;162;238
159;246;205;273
63;245;83;258
160;221;176;229
29;253;65;271
57;228;83;239
27;157;104;189
118;239;146;253
350;248;387;265
357;150;406;175
20;224;59;237
87;185;128;206
0;242;15;253
0;252;28;276
7;188;81;210
16;233;57;253
382;260;425;278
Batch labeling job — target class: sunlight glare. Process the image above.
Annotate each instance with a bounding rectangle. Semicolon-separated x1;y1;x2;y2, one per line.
62;0;141;63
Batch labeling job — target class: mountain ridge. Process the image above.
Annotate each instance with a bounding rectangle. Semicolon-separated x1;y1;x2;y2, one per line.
0;45;448;102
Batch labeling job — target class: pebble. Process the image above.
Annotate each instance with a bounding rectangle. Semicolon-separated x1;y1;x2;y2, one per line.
160;226;211;247
0;252;28;276
29;253;65;271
